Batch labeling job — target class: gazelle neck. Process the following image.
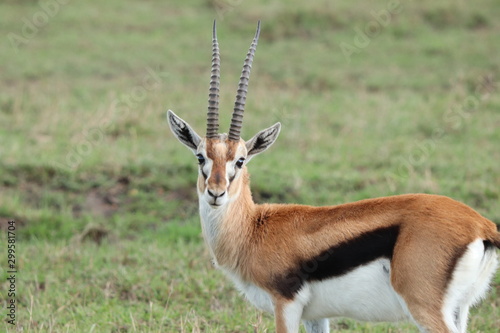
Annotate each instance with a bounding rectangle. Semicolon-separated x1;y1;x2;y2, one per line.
198;168;255;269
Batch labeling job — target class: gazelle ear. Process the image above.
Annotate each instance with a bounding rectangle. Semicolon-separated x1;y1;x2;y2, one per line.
167;110;202;153
245;122;281;160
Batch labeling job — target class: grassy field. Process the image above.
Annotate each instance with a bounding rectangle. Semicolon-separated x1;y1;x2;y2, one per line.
1;0;499;332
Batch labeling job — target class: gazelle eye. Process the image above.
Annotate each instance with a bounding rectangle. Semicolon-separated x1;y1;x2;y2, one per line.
235;157;245;168
196;154;205;165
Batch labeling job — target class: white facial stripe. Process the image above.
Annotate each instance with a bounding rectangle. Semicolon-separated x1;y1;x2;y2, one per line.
201;157;212;180
229;142;248;182
227;161;237;182
225;161;232;184
196;141;210;181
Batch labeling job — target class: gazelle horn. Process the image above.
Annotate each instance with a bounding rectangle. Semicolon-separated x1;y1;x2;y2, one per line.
228;21;261;142
207;20;220;139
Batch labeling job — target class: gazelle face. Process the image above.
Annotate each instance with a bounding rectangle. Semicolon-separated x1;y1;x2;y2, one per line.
167;21;280;208
167;110;281;209
195;136;246;207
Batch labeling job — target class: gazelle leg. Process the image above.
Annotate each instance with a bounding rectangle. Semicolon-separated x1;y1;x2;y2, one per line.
455;305;470;333
303;318;329;333
274;299;304;333
407;305;455;333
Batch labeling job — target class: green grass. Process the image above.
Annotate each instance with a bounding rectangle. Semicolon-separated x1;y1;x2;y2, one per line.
1;0;499;331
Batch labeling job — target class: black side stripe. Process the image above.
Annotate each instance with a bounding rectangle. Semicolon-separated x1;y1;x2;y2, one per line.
273;225;400;299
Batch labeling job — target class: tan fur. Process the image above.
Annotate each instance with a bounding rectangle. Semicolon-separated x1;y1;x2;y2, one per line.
274;301;288;333
492;227;500;248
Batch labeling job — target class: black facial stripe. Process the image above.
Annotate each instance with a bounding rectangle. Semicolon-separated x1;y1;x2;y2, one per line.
227;170;238;193
201;168;208;179
273;225;400;299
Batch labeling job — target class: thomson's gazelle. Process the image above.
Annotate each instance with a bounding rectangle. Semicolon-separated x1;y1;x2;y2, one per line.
167;21;500;333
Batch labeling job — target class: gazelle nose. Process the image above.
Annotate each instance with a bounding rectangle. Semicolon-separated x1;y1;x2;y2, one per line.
207;189;225;198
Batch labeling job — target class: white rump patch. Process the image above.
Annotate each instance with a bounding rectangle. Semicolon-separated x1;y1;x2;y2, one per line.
442;239;499;333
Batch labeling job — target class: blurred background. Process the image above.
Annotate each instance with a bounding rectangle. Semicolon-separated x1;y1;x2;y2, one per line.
0;0;499;332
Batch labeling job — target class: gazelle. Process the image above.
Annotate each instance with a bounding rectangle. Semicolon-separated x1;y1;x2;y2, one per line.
167;21;500;333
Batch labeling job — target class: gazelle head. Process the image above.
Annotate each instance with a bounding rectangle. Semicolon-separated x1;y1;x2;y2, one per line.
168;21;281;208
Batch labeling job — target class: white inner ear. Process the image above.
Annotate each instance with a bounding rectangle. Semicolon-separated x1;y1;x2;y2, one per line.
167;110;202;153
245;122;281;160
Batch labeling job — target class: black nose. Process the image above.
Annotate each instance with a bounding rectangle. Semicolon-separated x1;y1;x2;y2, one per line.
208;190;225;198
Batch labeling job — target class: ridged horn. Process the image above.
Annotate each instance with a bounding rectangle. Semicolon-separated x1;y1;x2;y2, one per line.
207;20;220;139
228;21;261;142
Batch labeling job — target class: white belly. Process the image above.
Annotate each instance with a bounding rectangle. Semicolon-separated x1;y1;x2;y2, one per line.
302;259;409;322
225;259;410;323
223;269;275;314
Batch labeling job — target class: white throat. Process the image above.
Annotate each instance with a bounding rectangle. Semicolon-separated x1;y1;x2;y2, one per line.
199;195;229;264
